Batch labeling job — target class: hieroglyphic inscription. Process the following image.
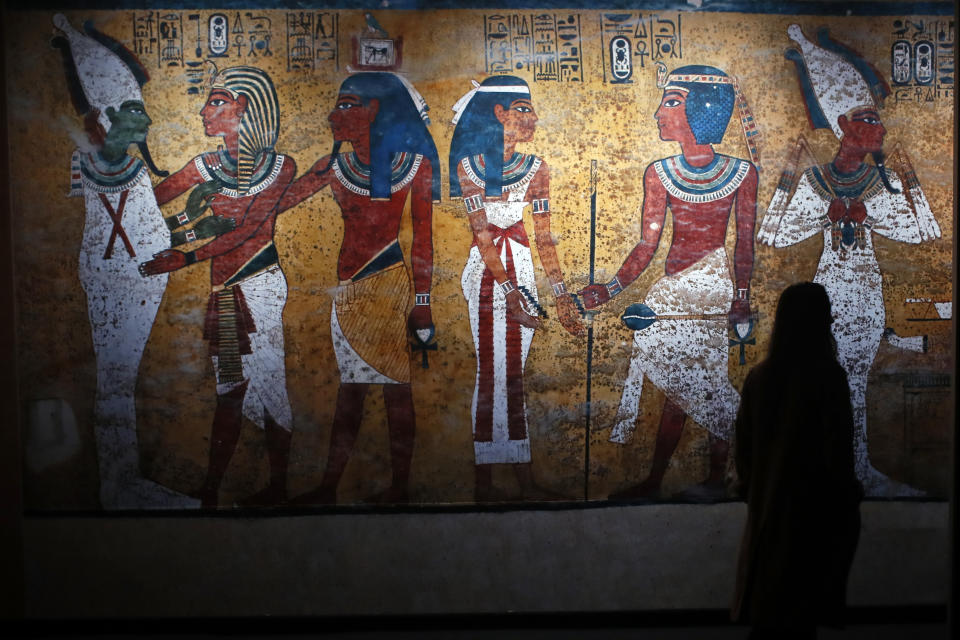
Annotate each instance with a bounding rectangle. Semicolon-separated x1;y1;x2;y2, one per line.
208;13;229;57
891;18;954;104
231;12;274;58
286;12;340;71
134;11;281;66
134;12;184;68
600;13;683;84
157;13;183;68
934;21;955;100
132;13;156;61
484;14;583;82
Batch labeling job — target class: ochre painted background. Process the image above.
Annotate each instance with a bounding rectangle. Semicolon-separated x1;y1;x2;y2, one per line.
6;8;953;509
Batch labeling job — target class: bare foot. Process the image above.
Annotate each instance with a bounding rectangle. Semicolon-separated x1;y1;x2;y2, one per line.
861;466;925;498
193;485;219;510
100;477;200;510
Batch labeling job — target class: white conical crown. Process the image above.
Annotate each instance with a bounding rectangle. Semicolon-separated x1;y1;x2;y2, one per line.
787;24;874;139
53;14;143;133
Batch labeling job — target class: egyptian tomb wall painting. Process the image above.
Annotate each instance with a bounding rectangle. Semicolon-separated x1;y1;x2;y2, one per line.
7;3;953;512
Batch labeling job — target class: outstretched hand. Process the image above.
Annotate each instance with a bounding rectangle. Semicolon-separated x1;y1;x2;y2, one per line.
408;304;434;334
194;214;236;237
185;179;222;217
506;290;540;329
577;283;610;310
729;298;752;326
556;294;585;336
139;249;187;277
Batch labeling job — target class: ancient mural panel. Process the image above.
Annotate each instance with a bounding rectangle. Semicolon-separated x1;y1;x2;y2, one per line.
5;2;953;511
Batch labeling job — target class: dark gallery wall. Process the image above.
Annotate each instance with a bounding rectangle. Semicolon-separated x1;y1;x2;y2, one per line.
17;503;951;618
1;21;26;619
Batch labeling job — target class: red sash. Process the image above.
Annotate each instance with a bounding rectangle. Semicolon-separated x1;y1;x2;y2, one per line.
471;220;530;249
474;221;530;445
97;191;135;259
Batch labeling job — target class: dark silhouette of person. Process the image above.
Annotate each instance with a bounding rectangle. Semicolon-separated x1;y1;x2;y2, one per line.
732;282;862;639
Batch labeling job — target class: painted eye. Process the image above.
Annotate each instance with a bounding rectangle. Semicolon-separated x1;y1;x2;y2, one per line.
513;105;533;113
336;102;356;110
861;117;879;125
208;99;226;107
663;98;682;107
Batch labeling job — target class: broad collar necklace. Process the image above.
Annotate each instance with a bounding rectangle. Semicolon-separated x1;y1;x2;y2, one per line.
654;153;750;203
333;151;422;197
807;162;882;201
196;147;283;197
462;153;540;193
80;152;145;193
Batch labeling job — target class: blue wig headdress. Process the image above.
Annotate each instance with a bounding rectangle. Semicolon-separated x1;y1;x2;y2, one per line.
654;62;762;169
448;76;532;198
338;72;441;201
658;64;736;145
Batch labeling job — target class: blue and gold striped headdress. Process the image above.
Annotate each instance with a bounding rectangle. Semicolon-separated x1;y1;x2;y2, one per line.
209;65;280;195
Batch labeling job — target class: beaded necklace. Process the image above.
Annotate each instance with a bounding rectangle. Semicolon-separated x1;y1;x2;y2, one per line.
654;153;750;203
332;151;422;197
461;153;540;194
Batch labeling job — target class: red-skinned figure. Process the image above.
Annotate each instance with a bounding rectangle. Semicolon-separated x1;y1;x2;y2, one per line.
279;72;440;505
579;65;758;500
449;76;583;502
139;65;296;509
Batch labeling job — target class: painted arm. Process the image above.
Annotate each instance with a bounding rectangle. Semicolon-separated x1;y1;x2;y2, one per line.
867;172;922;244
140;161;205;276
578;164;665;309
154;159;236;241
408;158;434;333
459;164;539;330
193;158;296;262
889;144;941;242
276;155;334;214
140;159;296;274
770;172;824;248
527;163;583;337
730;164;757;324
154;160;203;206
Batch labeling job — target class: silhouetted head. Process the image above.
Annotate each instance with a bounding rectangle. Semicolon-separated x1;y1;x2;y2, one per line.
767;282;836;370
